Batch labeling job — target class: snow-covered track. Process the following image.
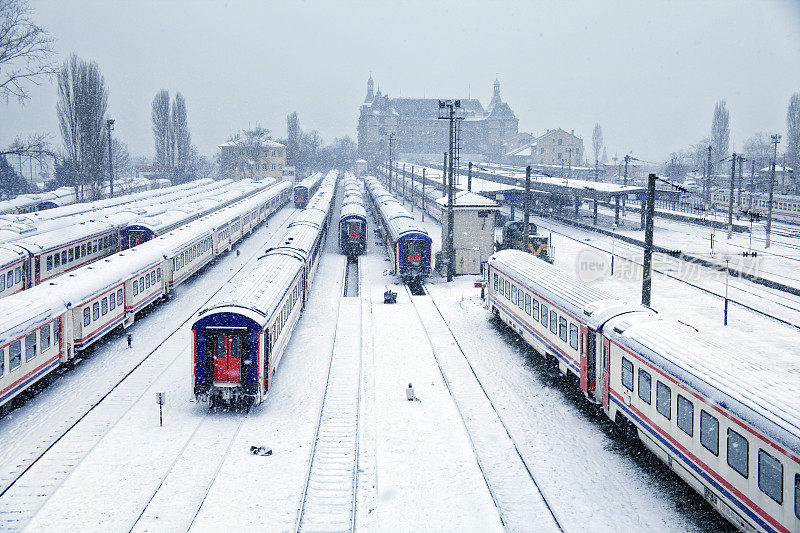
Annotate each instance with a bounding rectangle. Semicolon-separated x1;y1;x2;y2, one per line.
129;409;249;532
404;284;564;533
295;257;362;533
0;209;297;531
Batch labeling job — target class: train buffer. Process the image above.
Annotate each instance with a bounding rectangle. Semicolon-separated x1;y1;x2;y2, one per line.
384;289;397;304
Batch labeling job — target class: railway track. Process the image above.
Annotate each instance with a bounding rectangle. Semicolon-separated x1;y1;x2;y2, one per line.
0;208;297;531
129;409;249;532
295;257;363;533
404;283;564;532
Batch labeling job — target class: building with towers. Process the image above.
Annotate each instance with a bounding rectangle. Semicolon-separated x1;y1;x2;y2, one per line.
357;76;519;163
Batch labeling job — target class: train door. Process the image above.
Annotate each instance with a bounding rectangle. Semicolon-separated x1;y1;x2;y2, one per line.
126;231;147;249
208;329;247;383
579;325;597;397
405;240;423;268
601;336;611;411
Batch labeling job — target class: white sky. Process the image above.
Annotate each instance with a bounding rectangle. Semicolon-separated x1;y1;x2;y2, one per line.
2;0;800;164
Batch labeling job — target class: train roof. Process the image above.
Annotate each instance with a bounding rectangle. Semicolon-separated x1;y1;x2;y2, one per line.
197;253;304;329
340;202;367;220
605;314;800;458
365;177;430;243
294;172;324;191
489;249;649;329
13;219;117;254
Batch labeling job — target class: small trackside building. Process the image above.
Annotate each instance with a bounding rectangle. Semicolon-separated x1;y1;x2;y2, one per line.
436;190;500;275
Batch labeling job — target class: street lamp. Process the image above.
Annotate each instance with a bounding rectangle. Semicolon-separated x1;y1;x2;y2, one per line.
106;119;115;197
611;223;617;276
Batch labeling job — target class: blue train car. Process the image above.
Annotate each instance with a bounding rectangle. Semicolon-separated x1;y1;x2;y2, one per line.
339;173;367;257
293;172;324;208
364;176;431;283
193;171;338;406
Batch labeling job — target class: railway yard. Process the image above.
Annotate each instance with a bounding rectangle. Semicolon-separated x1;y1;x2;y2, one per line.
2;171;797;532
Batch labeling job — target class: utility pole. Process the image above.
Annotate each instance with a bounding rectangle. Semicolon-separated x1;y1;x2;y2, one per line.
623;154;630;216
737;154;744;208
727;153;736;239
402;163;406;203
442;152;448;195
410;165;414;212
642;173;657;307
706;145;713;207
422;167;426;222
468;161;472;192
523;165;531;251
387;133;395;192
749;158;755;211
766;134;780;248
438;100;462;282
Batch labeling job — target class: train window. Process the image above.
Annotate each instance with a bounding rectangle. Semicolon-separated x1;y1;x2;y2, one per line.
795;474;799;519
93;302;100;321
701;410;719;456
677;395;693;436
101;297;108;315
540;304;548;328
133;281;139;296
0;274;4;292
621;358;633;391
0;348;3;376
558;317;567;342
25;332;36;361
638;369;651;404
657;381;671;419
54;318;60;345
109;293;116;311
9;340;21;371
93;241;98;253
533;299;539;321
569;324;578;350
81;244;86;256
46;255;53;271
145;275;151;289
549;311;557;334
151;271;156;285
758;449;783;504
61;251;67;264
117;289;123;304
84;307;91;326
157;269;161;282
54;254;60;268
41;324;51;351
727;429;749;478
15;267;20;283
493;273;498;291
74;246;79;259
525;294;531;315
7;270;12;286
510;284;516;303
68;248;74;262
139;277;144;293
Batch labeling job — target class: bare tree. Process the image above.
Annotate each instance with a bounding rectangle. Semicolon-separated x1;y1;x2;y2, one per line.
743;132;773;168
57;54;108;200
0;0;56;103
711;100;730;161
172;92;191;182
787;93;800;175
151;89;172;171
111;137;131;179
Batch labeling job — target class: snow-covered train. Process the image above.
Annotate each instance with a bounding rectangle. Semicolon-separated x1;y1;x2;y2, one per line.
0;187;76;216
487;249;799;533
0;182;291;412
364;176;431;283
339;172;367;257
0;179;272;301
192;171;338;407
293;171;324;208
711;189;800;224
